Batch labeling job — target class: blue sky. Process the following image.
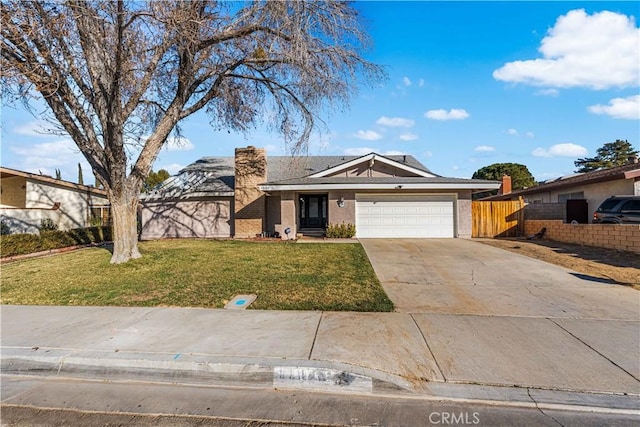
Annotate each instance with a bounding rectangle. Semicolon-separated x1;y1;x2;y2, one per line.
1;1;638;183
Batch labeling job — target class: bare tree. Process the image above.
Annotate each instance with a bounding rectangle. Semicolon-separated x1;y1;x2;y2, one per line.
1;0;384;263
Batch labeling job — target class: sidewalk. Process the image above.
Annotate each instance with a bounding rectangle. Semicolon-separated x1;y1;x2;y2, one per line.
2;305;638;413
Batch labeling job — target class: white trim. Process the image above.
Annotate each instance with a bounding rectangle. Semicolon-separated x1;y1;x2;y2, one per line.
259;182;500;191
307;153;436;178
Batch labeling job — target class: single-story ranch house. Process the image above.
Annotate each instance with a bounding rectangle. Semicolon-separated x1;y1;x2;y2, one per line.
483;160;640;223
140;146;500;240
0;166;110;234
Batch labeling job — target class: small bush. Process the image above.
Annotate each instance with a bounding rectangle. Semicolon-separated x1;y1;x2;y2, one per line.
0;226;112;258
325;222;356;238
40;218;59;231
0;220;10;236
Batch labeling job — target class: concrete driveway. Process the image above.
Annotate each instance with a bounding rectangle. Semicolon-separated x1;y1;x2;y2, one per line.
360;238;640;319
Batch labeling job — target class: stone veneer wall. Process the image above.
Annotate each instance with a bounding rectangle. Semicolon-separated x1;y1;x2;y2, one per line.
234;147;267;238
524;220;640;253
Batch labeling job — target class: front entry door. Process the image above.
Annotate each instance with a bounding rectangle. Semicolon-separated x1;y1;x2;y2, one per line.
299;195;327;228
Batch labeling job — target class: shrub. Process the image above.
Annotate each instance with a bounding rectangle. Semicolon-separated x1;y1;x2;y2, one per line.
325;222;356;238
0;226;112;258
39;218;59;231
0;219;10;236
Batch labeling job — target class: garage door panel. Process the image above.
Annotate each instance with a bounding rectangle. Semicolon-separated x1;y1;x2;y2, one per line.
356;194;455;238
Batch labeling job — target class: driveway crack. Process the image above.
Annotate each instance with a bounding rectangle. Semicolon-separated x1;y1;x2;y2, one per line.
527;388;565;426
409;314;447;382
307;312;323;360
548;318;640;382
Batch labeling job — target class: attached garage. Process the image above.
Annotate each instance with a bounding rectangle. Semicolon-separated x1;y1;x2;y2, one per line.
356;194;455;238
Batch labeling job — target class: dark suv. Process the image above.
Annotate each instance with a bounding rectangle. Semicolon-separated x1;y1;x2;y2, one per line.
593;196;640;224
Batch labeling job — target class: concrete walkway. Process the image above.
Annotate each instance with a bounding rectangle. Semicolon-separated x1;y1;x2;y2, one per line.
2;305;639;411
2;239;639;412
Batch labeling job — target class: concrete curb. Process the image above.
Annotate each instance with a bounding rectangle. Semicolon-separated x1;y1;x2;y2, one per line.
3;347;638;414
0;347;412;394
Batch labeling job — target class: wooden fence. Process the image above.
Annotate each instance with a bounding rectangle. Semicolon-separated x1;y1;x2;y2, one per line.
472;200;525;238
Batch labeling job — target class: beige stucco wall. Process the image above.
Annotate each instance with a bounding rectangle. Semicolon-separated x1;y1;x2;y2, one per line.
25;180;109;230
456;190;472;238
140;198;232;240
276;191;297;239
0;176;27;208
265;194;281;235
0;178;108;233
327;191;356;225
0;208;62;234
523;178;634;223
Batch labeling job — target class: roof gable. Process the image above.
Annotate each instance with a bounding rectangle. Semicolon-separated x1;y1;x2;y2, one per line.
307;153;436;179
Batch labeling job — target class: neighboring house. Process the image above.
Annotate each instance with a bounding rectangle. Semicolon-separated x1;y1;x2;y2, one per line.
0;166;110;234
483;161;640;223
140;146;500;240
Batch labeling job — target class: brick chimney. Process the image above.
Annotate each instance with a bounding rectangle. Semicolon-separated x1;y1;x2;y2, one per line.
234;146;267;238
498;175;512;195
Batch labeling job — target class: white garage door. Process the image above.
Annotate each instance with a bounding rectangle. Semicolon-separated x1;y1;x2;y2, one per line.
356;194;455;238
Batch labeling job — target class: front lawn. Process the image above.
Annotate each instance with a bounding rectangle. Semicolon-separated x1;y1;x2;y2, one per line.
0;240;393;312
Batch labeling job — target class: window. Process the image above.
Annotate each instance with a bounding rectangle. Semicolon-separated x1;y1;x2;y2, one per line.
620;200;640;214
558;192;584;203
597;199;621;212
90;206;111;226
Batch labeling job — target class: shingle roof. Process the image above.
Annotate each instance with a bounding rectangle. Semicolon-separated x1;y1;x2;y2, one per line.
262;176;499;186
141;157;235;201
140;153;481;201
483;162;640;201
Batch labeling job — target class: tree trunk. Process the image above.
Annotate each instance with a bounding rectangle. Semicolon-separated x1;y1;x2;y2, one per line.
109;190;141;264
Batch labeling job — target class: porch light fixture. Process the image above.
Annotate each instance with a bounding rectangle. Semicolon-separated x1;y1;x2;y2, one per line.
337;196;345;208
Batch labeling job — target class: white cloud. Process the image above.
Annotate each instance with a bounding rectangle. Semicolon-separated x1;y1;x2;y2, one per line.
423;151;433;158
344;147;378;156
383;150;405;155
376;116;415;128
493;9;640;89
9;138;92;182
12;120;57;137
474;145;495;152
507;128;519;136
532;143;587;158
526;132;535;138
531;148;550;158
160;163;184;175
399;133;418;141
535;88;559;97
353;130;383;141
403;77;412;87
425;109;470;121
10;139;79;169
588;94;640;120
418;79;425;88
165;135;194;151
